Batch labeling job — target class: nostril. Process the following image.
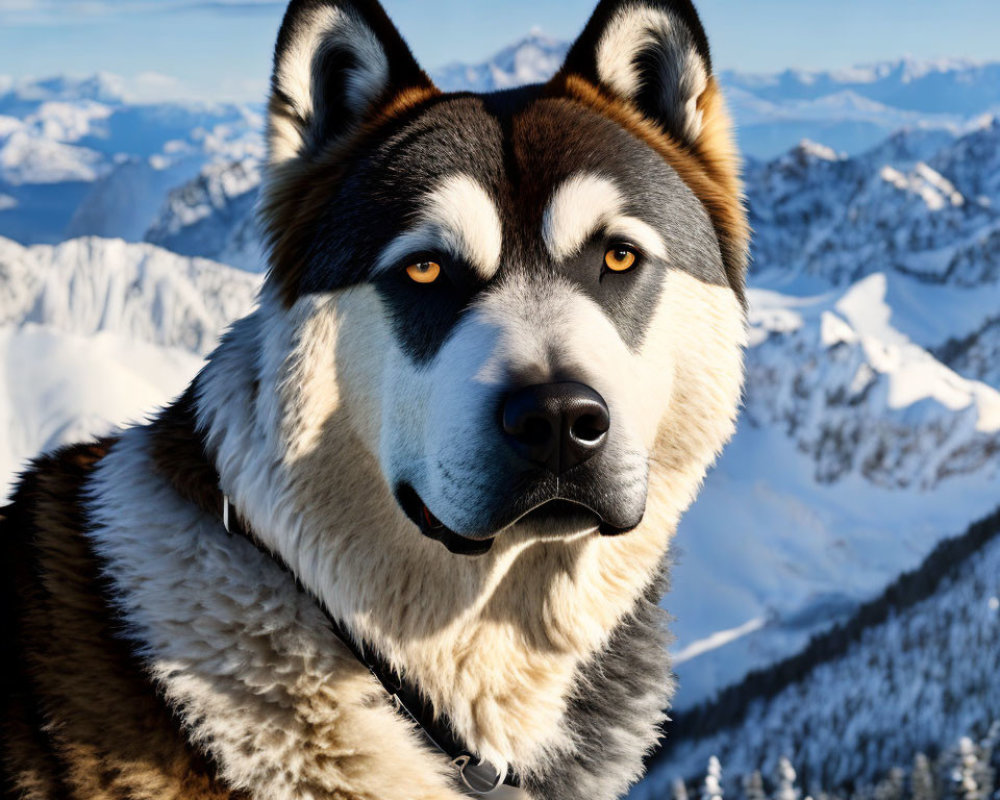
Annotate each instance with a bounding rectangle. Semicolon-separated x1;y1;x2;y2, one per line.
572;413;609;444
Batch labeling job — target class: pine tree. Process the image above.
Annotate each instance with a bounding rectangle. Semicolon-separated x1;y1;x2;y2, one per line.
702;757;723;800
775;758;800;800
674;778;690;800
912;752;937;800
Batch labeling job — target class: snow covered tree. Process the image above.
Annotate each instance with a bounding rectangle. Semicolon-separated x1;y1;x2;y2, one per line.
702;757;723;800
775;758;801;800
979;724;998;800
948;737;986;800
872;767;906;800
673;778;690;800
743;770;768;800
911;752;937;800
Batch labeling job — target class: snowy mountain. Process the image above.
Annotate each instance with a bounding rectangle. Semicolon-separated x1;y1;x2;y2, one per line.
0;73;263;245
144;157;265;271
432;32;569;92
636;506;1000;797
657;116;1000;708
2;44;1000;787
722;58;1000;157
666;273;1000;708
433;44;1000;157
749;119;1000;289
0;236;259;496
722;59;1000;116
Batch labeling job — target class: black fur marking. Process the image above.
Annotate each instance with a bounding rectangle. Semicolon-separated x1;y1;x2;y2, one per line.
522;564;673;799
289;93;724;363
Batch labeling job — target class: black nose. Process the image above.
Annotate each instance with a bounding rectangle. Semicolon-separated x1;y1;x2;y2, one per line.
501;382;611;475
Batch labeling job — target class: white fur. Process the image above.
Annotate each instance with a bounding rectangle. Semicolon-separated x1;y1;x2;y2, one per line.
595;4;709;142
87;428;467;800
179;257;746;781
542;172;668;261
270;5;389;163
84;208;745;799
376;174;504;279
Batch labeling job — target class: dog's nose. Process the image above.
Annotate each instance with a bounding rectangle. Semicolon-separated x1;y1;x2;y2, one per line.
501;382;610;474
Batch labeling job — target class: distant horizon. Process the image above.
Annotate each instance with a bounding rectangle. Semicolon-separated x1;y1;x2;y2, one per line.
1;0;998;104
0;45;997;107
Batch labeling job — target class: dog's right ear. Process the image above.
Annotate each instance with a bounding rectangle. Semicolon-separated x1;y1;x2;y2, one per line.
266;0;435;165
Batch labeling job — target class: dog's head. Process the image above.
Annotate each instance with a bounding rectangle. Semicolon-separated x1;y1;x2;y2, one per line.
250;0;748;559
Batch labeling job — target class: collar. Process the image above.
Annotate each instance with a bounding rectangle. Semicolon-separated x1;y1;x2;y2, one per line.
149;395;520;795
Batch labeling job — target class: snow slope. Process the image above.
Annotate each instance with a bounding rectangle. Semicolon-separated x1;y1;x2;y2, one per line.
0;236;259;497
667;277;1000;708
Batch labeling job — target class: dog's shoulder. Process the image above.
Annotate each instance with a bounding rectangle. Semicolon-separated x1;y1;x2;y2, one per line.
1;439;246;800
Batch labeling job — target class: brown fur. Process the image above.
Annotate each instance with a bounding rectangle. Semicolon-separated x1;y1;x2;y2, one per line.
0;442;247;800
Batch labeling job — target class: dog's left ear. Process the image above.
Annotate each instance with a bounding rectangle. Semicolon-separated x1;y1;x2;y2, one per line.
550;0;748;296
266;0;435;165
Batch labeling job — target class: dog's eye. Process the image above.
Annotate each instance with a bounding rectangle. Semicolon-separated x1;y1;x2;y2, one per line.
405;260;441;284
604;245;638;273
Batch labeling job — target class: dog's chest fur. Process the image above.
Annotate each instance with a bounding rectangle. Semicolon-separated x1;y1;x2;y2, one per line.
1;429;672;800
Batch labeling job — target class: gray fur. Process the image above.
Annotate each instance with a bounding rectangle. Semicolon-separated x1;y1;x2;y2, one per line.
523;565;673;799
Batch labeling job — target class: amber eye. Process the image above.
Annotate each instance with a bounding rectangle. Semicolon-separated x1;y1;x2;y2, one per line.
405;260;441;284
604;246;638;273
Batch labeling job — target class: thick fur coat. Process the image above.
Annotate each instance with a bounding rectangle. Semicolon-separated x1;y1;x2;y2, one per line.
1;1;749;798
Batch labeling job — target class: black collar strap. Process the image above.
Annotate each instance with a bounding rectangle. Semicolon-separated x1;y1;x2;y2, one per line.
218;491;519;795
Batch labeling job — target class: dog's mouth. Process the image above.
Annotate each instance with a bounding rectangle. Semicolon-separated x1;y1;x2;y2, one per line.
395;484;638;557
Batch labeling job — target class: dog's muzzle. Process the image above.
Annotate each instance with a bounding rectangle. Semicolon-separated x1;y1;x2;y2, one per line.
397;380;644;556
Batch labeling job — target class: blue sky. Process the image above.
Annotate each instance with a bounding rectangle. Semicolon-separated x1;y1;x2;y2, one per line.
1;0;998;102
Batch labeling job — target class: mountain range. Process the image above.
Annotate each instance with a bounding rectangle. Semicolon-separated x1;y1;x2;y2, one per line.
1;38;999;799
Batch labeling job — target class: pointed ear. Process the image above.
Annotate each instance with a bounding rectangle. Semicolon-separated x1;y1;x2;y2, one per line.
266;0;435;165
550;0;749;297
555;0;714;148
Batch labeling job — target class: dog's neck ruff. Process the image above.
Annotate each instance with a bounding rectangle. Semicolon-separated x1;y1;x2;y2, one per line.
154;402;518;795
216;495;519;795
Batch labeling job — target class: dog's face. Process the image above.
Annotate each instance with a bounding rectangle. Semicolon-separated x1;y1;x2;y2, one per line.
257;0;749;557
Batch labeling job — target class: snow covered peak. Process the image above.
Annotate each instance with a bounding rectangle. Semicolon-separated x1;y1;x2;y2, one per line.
795;139;844;162
0;236;259;355
749;122;1000;286
144;158;265;272
0;73;126;114
747;279;1000;488
432;33;569;92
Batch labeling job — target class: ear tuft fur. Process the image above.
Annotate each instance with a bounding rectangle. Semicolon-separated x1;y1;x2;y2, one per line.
267;0;433;164
558;0;713;148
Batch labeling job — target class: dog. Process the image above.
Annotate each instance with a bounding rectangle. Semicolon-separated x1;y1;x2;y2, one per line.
0;0;748;797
